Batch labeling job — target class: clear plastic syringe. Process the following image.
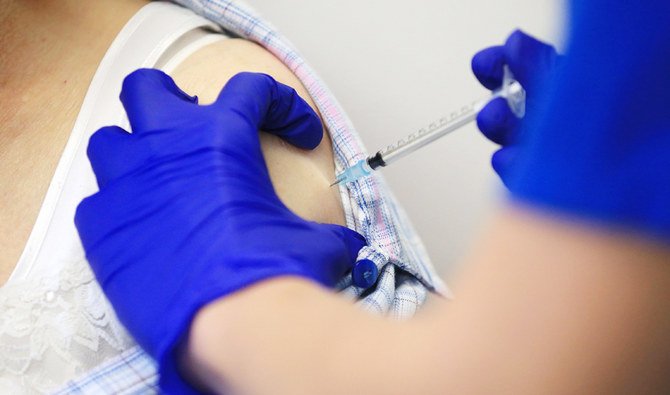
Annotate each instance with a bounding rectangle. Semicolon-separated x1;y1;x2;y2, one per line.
330;66;526;187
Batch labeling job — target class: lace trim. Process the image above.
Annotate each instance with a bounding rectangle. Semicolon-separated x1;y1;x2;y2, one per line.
0;257;133;394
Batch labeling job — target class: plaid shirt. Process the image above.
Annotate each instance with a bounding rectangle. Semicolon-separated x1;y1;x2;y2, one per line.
55;1;448;393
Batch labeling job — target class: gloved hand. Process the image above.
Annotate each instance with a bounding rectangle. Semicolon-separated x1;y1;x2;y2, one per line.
75;70;366;394
471;30;559;185
508;1;670;241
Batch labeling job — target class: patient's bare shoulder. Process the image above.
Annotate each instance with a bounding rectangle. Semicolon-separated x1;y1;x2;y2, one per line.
170;38;345;226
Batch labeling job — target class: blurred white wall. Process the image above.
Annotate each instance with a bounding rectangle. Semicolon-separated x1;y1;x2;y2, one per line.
246;0;565;278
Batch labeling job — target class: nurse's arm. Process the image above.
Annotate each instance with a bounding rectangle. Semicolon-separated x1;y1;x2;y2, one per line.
181;207;670;395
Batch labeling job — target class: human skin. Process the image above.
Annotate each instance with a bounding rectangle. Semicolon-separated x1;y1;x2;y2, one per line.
0;0;344;285
183;207;670;394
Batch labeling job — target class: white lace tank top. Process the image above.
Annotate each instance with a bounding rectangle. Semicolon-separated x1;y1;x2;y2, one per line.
0;3;229;392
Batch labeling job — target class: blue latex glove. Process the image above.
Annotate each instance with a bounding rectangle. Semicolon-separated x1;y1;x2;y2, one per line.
471;30;559;185
508;1;670;241
75;70;366;393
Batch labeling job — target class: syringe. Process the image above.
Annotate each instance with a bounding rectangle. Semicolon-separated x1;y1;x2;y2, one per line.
330;66;526;187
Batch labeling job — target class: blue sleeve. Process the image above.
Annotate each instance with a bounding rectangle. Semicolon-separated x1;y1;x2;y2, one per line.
508;0;670;241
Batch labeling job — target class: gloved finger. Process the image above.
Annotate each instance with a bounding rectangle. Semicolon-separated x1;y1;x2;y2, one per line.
492;146;519;186
476;97;521;145
504;29;558;90
471;45;505;90
321;223;367;271
300;223;367;287
87;126;139;189
120;68;198;134
214;72;324;150
339;226;368;265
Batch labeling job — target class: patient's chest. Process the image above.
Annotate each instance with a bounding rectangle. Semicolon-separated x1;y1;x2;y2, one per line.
0;57;103;286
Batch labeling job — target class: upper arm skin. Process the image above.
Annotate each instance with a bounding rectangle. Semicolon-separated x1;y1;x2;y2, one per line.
170;38;345;226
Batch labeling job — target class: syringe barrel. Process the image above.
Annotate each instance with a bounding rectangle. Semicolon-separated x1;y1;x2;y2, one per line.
378;106;479;166
377;69;525;167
